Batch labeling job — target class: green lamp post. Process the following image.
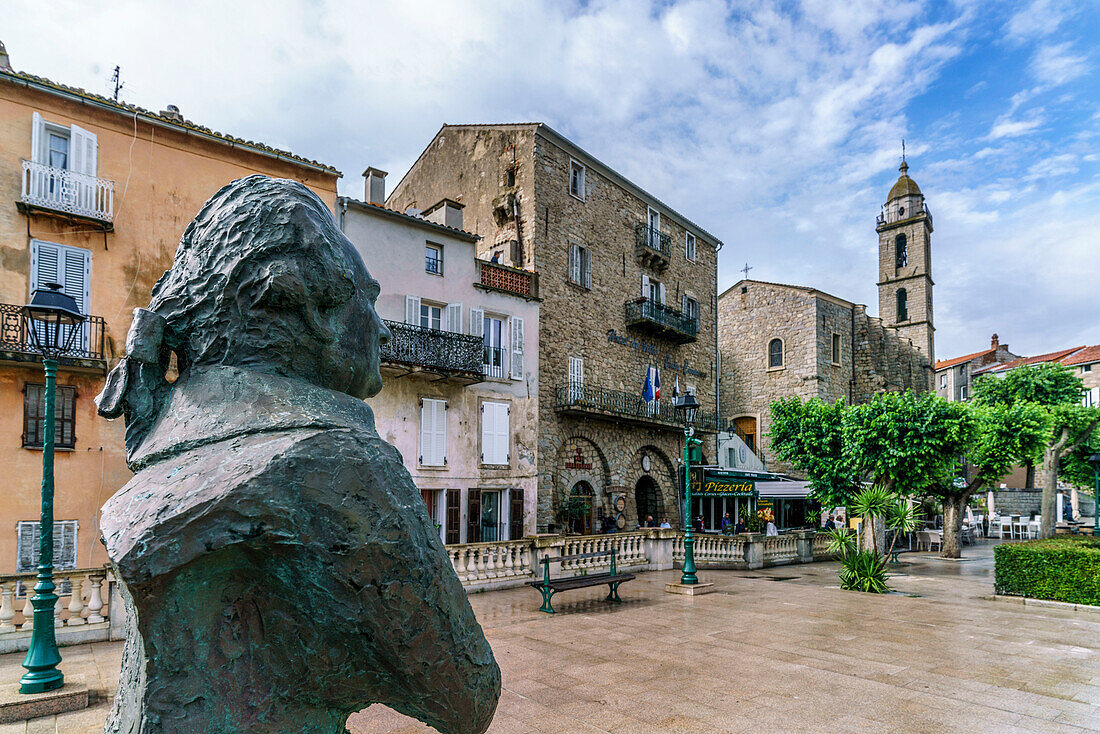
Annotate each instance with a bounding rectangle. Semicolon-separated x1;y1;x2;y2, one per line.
1088;454;1100;538
19;283;85;694
675;392;702;585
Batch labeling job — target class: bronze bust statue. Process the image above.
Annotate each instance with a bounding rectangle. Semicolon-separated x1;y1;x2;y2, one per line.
96;175;500;733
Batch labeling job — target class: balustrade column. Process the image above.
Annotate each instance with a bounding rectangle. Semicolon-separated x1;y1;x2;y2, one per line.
21;591;33;631
85;575;105;624
0;583;14;632
67;578;85;626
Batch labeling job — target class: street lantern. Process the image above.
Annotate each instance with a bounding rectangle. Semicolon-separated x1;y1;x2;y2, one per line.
18;283;85;694
1088;454;1100;538
674;393;702;585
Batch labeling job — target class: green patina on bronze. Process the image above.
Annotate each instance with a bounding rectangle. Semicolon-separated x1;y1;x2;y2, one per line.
96;175;500;734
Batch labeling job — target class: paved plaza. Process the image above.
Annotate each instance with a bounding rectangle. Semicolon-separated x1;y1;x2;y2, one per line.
2;545;1098;733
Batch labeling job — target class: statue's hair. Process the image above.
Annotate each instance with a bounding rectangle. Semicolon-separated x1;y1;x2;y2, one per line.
101;175;361;450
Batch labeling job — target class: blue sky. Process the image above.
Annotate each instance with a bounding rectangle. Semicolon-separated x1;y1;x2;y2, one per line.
4;0;1098;360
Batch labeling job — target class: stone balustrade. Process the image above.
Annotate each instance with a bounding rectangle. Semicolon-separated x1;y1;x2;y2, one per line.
445;529;833;591
0;567;113;654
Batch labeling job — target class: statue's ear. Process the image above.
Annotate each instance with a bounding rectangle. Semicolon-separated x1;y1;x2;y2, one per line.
252;261;310;311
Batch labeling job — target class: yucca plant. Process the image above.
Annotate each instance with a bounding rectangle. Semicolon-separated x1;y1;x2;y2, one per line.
885;499;920;560
837;550;890;593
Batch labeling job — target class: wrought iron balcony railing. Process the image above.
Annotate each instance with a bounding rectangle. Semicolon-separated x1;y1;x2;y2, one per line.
0;303;107;365
483;346;505;378
624;298;698;343
381;320;483;378
634;223;671;257
20;160;114;225
556;383;718;433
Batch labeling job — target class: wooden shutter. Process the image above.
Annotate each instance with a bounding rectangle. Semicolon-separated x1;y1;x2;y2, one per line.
16;522;36;573
16;521;77;573
445;489;461;544
467;489;481;543
70;124;97;176
31;112;45;163
582;247;591;288
658;281;666;305
482;402;509;465
509;317;524;380
509;488;524;541
405;295;421;326
641;274;650;298
445;303;463;333
469;308;484;339
56;386;75;448
420;399;446;466
569;244;579;283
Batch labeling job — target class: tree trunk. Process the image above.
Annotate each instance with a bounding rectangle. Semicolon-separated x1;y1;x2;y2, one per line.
942;493;965;558
1025;461;1035;489
860;514;876;553
1039;445;1061;539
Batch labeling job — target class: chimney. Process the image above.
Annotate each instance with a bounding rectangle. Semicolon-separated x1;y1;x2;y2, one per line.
0;41;11;72
991;334;999;349
423;198;464;231
160;104;183;122
363;167;387;206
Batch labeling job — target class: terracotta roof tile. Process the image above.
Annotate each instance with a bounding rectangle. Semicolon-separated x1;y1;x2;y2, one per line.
935;348;996;371
974;346;1087;374
1060;345;1100;366
1;69;340;175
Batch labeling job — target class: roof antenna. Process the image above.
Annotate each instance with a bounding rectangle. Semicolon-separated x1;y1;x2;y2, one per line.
111;65;124;101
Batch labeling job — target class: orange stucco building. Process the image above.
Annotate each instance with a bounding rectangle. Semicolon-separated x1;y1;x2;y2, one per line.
0;47;340;573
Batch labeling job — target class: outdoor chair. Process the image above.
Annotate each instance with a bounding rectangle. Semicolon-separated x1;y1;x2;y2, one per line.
987;516;1003;539
1012;516;1028;539
999;516;1016;539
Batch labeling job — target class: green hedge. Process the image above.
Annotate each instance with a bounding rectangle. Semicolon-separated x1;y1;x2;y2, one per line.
994;537;1100;606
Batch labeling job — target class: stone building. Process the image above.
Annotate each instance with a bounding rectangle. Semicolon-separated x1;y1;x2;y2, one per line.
338;186;540;544
973;344;1100;407
934;334;1020;402
389;123;721;532
718;162;933;473
0;44;339;573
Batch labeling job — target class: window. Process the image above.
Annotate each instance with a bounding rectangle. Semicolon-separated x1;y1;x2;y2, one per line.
681;295;699;321
569;244;591;288
641;274;664;304
685;232;696;261
896;288;908;322
505;166;516;188
445;488;461;544
420;303;442;331
17;520;78;573
940;373;948;389
30;241;90;351
425;243;443;275
647;207;661;249
32;113;97;176
23;383;76;449
1084;365;1093;373
569;160;585;199
831;333;841;365
481;401;510;465
509;488;525;541
483;315;505;378
960;384;969;401
420;398;447;466
48;131;69;169
568;356;584;401
895;233;908;268
768;339;784;369
479;490;503;542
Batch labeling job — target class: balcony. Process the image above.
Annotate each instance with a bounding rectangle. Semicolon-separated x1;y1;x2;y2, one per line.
381;319;484;384
634;223;670;271
476;260;539;299
19;160;114;228
624;298;698;344
555;384;718;433
0;303;107;370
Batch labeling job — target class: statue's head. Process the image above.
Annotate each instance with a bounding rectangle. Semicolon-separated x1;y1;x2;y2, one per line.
98;175;391;447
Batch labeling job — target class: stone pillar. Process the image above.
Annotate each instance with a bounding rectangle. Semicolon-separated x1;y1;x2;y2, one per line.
742;533;766;570
532;535;566;579
645;528;676;571
795;530;815;563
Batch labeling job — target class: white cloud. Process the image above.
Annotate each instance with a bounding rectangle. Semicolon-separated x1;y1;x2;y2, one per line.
1031;43;1088;86
989;115;1043;139
1005;0;1070;42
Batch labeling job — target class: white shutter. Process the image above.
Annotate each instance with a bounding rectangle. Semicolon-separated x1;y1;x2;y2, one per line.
681;294;688;313
582;247;591;288
420;399;447;466
470;308;485;338
445;303;463;333
510;317;524;380
569;356;584;387
405;295;421;326
31;240;60;291
658;282;666;305
641;274;649;298
70;124;97;176
569;245;579;283
31;112;45;163
482;402;510;465
63;247;90;314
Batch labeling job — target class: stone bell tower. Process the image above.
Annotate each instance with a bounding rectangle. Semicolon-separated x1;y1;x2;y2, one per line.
877;157;934;363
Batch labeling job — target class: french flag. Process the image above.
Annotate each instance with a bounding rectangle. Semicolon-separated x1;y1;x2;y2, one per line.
642;365;661;402
654;366;661;400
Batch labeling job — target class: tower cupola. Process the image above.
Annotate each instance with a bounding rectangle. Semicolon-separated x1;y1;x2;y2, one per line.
879;159;929;227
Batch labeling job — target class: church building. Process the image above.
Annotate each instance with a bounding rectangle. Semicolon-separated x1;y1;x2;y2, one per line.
717;160;935;474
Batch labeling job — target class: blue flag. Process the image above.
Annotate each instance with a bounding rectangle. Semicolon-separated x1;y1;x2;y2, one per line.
641;365;655;402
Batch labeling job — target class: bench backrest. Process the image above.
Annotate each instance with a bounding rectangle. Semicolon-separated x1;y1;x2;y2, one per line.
541;548;618;582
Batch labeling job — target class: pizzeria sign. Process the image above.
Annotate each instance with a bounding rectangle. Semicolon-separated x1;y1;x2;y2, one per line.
688;467;757;498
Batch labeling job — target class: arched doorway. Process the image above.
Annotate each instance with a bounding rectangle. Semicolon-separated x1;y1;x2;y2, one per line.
635;476;663;527
566;481;595;535
733;416;757;452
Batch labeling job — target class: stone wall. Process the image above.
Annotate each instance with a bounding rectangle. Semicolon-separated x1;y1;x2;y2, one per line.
389;124;720;532
876;211;934;361
852;306;931;401
991;488;1042;517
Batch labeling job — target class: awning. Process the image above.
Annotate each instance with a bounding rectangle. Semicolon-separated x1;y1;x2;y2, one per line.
756;480;811;499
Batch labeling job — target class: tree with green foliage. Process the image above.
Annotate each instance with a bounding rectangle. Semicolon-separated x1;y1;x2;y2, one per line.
930;402;1048;557
972;363;1099;537
769;397;857;509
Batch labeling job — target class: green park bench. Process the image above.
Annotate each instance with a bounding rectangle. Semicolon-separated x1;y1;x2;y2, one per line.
527;548;636;614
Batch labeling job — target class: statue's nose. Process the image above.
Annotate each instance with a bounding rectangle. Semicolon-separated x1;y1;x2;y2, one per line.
377;314;392;347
